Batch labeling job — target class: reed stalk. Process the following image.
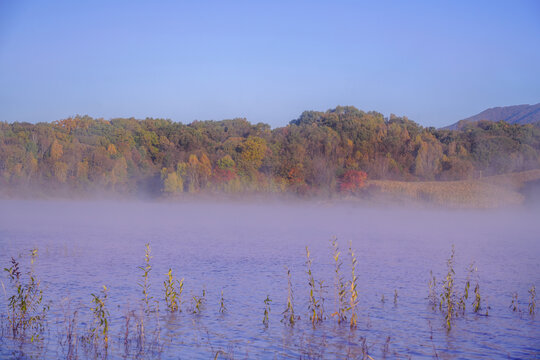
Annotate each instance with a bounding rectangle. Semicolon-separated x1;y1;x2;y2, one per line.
163;268;183;312
472;283;481;314
59;301;78;360
428;270;437;309
3;249;48;342
138;243;153;313
263;295;271;327
348;241;359;329
89;285;110;352
330;237;348;324
136;313;145;354
123;310;133;357
529;285;536;315
282;266;296;326
219;290;226;314
306;246;323;325
510;292;519;312
192;290;205;314
459;263;473;312
440;245;457;330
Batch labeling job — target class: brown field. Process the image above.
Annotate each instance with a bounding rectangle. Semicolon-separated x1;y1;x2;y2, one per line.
365;169;540;208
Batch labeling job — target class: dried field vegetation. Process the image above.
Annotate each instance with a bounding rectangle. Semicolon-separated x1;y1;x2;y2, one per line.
366;169;540;208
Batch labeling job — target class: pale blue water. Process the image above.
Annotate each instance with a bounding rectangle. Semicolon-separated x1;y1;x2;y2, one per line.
0;200;539;359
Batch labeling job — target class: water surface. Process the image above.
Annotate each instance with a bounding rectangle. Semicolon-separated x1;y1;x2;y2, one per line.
0;200;539;359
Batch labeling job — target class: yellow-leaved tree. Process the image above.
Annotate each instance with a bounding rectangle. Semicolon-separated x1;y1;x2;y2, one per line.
237;136;267;179
163;171;183;194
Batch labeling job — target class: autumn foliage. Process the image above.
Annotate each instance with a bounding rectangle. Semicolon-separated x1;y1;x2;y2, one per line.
339;170;367;194
1;106;539;198
211;168;237;184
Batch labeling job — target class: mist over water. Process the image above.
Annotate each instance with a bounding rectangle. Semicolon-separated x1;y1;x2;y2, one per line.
0;200;539;358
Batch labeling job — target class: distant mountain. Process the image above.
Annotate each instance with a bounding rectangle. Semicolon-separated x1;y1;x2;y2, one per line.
445;103;540;130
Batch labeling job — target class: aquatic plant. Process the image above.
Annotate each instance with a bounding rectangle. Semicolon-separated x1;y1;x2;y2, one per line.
348;241;359;329
359;337;371;359
214;350;227;360
282;266;296;326
510;292;519;312
123;310;133;357
58;300;79;359
3;249;48;342
129;304;163;358
152;301;162;354
64;311;79;359
192;296;203;314
192;290;206;314
306;246;323;325
428;270;438;309
440;245;458;330
458;263;476;313
3;241;535;358
381;336;391;360
89;285;110;352
529;285;536;315
472;283;482;314
330;237;348;324
219;290;227;314
428;320;440;359
263;295;271;327
177;277;185;309
163;268;183;312
135;313;146;354
138;243;153;312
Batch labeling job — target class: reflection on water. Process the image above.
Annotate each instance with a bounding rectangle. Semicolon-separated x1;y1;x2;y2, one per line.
0;200;539;359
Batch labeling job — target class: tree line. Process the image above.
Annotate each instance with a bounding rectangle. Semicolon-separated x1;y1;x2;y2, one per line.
1;106;539;197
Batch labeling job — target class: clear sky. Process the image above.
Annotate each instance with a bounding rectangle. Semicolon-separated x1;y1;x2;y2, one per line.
0;0;539;128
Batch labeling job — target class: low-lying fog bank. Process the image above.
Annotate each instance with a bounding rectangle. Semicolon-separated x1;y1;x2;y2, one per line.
0;200;540;270
1;199;539;259
2;168;540;210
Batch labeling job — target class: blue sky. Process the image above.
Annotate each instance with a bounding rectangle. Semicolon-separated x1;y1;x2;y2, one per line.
0;0;539;128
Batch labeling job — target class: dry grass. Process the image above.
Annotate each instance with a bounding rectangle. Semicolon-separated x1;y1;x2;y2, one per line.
366;169;540;208
480;169;540;188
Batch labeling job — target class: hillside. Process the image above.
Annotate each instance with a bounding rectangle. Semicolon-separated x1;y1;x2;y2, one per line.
1;106;540;199
446;103;540;130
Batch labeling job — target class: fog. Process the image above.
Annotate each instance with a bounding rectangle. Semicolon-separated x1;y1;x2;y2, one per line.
1;198;539;243
0;199;539;358
1;199;539;297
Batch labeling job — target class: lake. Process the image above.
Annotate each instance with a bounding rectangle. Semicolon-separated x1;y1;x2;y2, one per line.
0;200;539;359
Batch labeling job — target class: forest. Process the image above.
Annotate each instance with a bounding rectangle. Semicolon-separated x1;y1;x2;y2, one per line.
1;106;540;198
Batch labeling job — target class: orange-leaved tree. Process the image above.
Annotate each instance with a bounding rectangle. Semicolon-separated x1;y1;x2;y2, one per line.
339;170;367;194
